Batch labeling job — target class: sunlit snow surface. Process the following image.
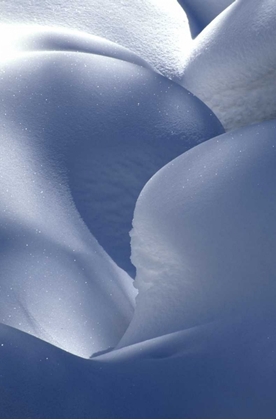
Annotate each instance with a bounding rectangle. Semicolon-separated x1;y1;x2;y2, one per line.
0;0;192;79
0;52;145;358
180;0;276;130
0;25;153;69
0;48;223;277
120;120;276;347
178;0;234;37
0;0;276;418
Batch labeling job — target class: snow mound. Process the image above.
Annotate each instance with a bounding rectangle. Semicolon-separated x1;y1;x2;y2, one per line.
0;0;192;80
0;50;223;353
180;0;276;130
178;0;235;38
119;120;276;347
0;53;142;358
0;24;152;70
0;50;223;274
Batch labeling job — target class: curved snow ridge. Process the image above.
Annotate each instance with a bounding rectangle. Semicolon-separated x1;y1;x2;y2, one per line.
2;314;276;418
178;0;235;38
180;0;276;130
0;50;223;274
98;321;220;361
0;50;223;356
0;54;141;358
119;120;276;348
0;0;192;80
0;169;136;359
0;24;153;70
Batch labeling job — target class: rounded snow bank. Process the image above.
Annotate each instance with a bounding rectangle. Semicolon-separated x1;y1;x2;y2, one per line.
0;50;222;355
180;0;276;130
0;24;152;70
0;0;192;80
178;0;234;38
119;120;276;347
0;50;223;274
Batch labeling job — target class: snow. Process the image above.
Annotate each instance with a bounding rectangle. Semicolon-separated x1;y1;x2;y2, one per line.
178;0;235;37
0;1;276;418
1;50;224;275
0;24;153;70
0;0;192;80
180;0;276;130
2;315;276;418
0;49;223;356
0;52;141;359
119;120;276;348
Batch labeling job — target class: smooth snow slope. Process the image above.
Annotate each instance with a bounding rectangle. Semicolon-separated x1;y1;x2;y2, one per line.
180;0;276;130
0;25;153;70
2;317;276;418
119;120;276;347
0;48;223;352
0;0;191;80
0;52;141;359
178;0;235;37
0;50;223;274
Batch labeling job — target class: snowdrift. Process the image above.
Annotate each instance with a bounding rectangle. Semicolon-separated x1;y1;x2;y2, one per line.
0;0;191;79
178;0;234;37
1;1;276;418
120;120;276;347
0;24;153;70
180;0;276;130
0;49;222;355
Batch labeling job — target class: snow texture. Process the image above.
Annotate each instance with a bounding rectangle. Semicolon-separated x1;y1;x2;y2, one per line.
119;120;276;348
1;2;276;418
0;0;192;80
0;24;153;70
180;0;276;131
2;315;276;418
178;0;235;37
0;50;224;274
0;52;140;359
0;49;223;354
